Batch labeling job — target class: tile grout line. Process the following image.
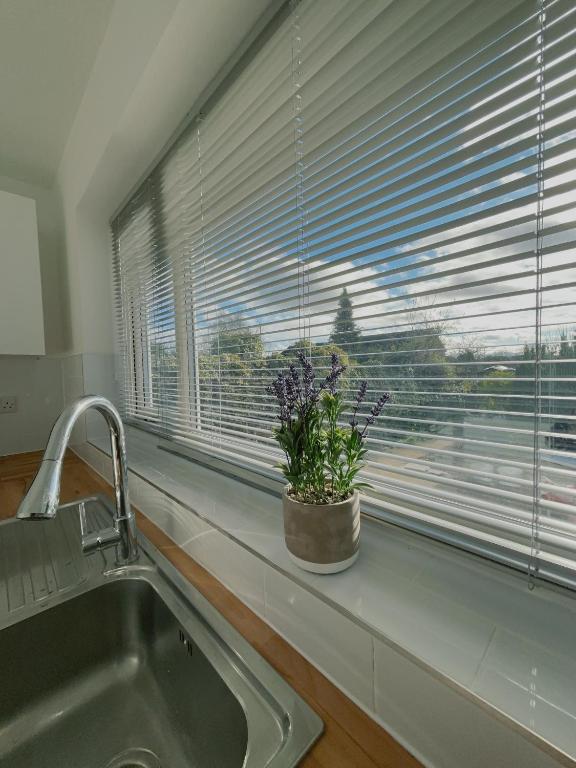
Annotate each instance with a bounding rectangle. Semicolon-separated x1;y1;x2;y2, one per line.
471;623;498;690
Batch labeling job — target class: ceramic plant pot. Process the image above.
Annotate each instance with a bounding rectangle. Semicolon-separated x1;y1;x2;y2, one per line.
282;487;360;574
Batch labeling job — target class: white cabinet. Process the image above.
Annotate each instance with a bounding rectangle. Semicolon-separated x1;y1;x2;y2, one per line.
0;190;45;355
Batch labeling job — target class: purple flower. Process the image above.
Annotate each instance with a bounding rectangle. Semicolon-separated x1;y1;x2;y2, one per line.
285;376;298;408
323;356;346;394
289;363;300;390
371;392;391;417
361;392;391;437
267;374;286;406
298;351;314;386
356;380;368;404
350;379;368;428
297;350;318;409
268;372;298;424
269;350;358;423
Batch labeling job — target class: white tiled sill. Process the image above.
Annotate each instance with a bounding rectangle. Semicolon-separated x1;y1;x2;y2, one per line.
76;427;576;768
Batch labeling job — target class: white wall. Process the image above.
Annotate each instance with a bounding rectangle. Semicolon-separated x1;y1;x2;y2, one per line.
58;0;179;356
0;177;68;455
0;190;44;355
0;175;67;354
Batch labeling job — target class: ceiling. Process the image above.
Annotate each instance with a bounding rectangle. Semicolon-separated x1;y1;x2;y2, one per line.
0;0;114;187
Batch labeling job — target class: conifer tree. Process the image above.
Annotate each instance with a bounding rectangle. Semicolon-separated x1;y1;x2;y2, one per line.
330;288;361;349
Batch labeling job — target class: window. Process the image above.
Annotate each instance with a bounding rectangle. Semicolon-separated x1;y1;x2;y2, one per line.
113;0;576;582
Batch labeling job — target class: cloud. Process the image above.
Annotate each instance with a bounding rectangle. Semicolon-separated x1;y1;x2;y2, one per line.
192;100;576;358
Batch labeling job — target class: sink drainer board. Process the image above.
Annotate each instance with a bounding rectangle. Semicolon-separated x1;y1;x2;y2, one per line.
104;748;162;768
0;502;323;768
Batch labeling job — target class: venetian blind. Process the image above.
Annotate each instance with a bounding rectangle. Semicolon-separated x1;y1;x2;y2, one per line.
113;0;576;576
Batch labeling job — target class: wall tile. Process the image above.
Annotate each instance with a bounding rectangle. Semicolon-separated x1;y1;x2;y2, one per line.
61;354;83;381
82;353;119;442
417;552;576;663
124;469;266;616
60;353;85;444
265;567;374;709
473;629;576;757
364;576;495;687
0;356;63;455
184;527;266;616
374;638;563;768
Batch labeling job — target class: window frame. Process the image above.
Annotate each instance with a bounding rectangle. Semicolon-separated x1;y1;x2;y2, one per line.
112;0;576;589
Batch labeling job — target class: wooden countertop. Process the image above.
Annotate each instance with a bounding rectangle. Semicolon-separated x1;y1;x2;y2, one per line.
0;450;422;768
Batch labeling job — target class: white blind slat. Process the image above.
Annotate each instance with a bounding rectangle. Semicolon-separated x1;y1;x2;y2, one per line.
112;0;576;577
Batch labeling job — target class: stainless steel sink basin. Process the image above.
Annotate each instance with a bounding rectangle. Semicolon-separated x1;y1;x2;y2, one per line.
0;499;322;767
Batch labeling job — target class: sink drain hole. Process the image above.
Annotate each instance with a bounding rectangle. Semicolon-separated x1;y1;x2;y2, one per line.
104;748;162;768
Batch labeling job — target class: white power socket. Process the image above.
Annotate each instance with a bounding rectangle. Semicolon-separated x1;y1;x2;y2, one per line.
0;396;17;413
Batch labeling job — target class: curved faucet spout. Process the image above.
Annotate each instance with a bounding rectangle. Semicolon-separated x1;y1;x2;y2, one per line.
17;395;138;564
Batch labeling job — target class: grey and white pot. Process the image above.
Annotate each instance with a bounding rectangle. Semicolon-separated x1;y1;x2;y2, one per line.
282;487;360;574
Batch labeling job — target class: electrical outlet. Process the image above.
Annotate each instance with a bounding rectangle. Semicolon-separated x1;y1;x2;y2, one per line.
0;396;17;413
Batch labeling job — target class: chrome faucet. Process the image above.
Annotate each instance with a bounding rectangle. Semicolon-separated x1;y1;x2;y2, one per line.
16;395;138;564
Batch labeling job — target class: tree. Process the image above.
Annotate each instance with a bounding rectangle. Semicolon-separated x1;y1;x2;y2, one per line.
197;316;265;436
269;339;354;378
209;316;265;357
329;288;361;350
212;328;265;356
477;368;515;411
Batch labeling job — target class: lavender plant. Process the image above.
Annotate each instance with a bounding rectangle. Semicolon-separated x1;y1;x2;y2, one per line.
267;351;390;504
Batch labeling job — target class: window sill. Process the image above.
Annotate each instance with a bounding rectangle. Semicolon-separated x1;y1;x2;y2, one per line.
77;426;576;767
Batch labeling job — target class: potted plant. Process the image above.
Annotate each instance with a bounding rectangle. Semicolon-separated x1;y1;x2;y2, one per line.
268;351;390;573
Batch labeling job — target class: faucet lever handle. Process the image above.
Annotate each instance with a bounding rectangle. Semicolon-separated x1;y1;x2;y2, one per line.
78;500;121;554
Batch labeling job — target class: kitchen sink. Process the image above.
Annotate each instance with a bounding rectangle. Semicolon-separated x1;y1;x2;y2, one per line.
0;499;322;767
